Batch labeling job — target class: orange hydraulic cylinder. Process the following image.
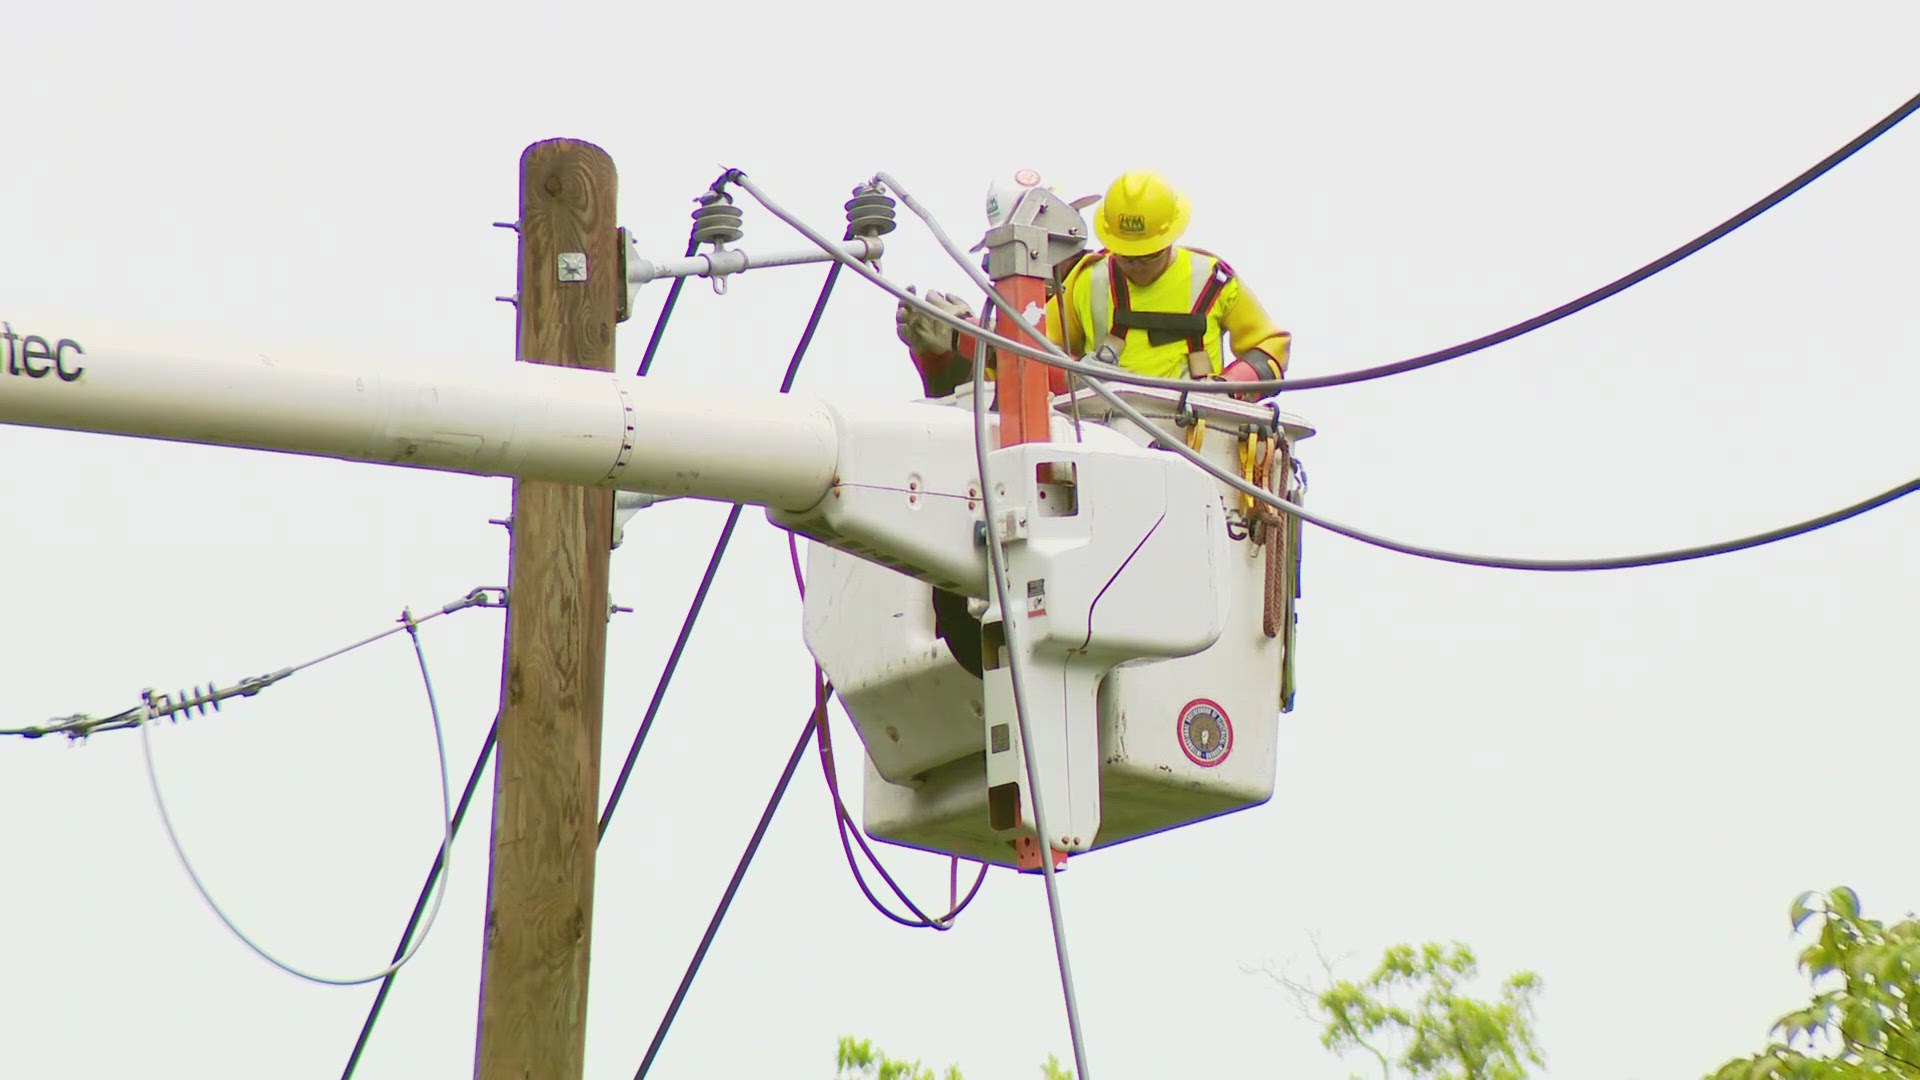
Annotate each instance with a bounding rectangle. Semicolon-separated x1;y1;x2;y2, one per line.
992;274;1055;449
990;273;1070;873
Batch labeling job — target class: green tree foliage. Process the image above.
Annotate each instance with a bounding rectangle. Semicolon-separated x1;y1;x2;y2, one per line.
832;1037;1073;1080
835;1036;961;1080
1709;887;1920;1079
1279;941;1543;1080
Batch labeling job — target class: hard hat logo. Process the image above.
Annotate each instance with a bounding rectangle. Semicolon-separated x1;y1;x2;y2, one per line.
1116;214;1147;235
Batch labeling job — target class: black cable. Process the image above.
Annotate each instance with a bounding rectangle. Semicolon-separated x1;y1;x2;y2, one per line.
627;268;852;1078
598;503;744;839
600;261;843;838
1277;89;1920;393
636;239;698;377
1074;365;1920;572
632;708;818;1080
1410;475;1918;572
829;799;989;929
815;679;988;929
784;263;841;393
633;678;989;1080
340;718;500;1079
786;534;990;928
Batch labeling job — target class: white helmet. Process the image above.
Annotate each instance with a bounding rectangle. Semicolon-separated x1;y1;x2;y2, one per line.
976;169;1095;273
985;168;1046;228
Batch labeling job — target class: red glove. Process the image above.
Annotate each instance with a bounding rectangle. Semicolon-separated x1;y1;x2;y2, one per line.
1219;357;1277;401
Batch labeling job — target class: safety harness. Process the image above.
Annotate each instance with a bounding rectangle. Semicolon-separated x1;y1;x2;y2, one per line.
1090;250;1234;378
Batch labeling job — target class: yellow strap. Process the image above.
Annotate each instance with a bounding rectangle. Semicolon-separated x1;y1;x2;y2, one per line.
1238;432;1258;516
1184;417;1207;451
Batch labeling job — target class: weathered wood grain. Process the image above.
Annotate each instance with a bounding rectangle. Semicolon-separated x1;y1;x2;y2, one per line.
474;138;617;1080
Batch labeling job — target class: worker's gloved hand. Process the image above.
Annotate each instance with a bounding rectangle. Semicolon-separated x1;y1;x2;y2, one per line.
895;287;974;358
1219;356;1275;402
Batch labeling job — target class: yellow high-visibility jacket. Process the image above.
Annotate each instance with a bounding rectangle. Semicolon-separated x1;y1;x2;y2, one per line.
1046;248;1290;380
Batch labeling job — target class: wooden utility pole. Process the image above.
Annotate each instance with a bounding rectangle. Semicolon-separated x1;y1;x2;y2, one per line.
474;139;619;1080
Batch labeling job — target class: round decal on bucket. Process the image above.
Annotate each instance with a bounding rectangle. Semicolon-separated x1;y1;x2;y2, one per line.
1177;698;1232;767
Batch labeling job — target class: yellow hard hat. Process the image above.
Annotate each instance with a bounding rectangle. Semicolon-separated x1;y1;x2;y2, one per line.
1093;171;1191;257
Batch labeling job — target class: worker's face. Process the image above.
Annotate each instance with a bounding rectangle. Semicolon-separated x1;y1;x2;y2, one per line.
1114;247;1174;286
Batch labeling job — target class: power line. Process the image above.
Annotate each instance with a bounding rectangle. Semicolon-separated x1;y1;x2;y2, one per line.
630;265;974;1077
633;673;991;1080
636;241;698;376
826;798;988;929
1095;386;1918;572
967;310;1095;1080
1272;87;1920;391
598;503;744;837
5;586;503;994
5;587;504;740
787;533;992;931
7;588;507;1066
633;698;819;1079
814;666;989;930
600;259;842;839
140;606;456;986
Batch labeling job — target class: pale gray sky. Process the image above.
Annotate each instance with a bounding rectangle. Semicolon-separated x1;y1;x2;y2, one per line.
2;2;1916;1078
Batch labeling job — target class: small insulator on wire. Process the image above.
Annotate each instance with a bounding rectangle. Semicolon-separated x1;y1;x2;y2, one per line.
145;682;228;721
844;182;897;238
690;191;744;247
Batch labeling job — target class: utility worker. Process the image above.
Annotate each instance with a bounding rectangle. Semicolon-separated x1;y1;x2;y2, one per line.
896;170;1289;397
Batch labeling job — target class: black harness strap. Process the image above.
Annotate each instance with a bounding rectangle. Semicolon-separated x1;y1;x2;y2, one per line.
1109;255;1233;353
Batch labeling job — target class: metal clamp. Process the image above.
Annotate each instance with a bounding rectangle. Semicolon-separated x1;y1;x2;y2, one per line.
454;586;508;611
1174;390;1196;429
980;187;1089;280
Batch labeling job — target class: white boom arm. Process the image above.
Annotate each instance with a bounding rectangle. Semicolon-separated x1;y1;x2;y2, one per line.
0;319;849;511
